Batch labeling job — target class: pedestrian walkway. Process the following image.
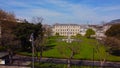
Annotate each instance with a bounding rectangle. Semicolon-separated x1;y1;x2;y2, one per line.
13;61;31;66
0;66;30;68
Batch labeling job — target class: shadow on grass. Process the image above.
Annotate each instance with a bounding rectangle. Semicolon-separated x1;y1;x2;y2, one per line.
30;62;65;68
44;45;56;51
110;50;120;56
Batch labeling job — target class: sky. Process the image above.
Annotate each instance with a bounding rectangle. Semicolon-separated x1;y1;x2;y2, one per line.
0;0;120;25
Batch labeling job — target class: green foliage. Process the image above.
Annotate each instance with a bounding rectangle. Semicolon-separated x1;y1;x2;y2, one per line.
0;46;5;51
55;33;59;36
14;23;32;51
14;22;43;51
105;24;120;40
76;34;82;37
85;29;95;38
91;41;108;62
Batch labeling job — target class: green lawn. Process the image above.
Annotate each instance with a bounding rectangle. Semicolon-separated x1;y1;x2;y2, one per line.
19;36;120;62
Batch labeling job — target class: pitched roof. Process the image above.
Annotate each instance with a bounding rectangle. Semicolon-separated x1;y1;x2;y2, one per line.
53;23;80;26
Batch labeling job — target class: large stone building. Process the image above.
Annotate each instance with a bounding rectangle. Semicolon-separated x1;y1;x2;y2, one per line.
52;23;81;36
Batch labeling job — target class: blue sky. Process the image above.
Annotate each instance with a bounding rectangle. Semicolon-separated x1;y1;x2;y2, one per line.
0;0;120;24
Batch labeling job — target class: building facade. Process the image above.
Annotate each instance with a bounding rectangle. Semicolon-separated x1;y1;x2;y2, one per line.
88;24;111;39
80;25;89;36
52;23;81;36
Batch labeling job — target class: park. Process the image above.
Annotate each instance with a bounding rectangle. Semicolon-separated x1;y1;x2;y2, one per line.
0;7;120;68
18;35;120;68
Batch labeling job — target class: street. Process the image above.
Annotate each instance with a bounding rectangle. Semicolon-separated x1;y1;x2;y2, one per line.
11;55;120;67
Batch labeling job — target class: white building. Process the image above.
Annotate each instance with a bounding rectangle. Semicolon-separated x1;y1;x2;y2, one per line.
88;24;111;39
80;25;89;36
52;23;81;36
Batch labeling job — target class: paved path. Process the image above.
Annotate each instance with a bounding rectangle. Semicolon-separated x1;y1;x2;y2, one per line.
12;55;120;67
0;66;30;68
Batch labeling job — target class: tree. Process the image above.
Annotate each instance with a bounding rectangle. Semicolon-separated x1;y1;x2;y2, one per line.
57;41;80;68
31;17;46;63
0;9;16;22
0;9;18;64
43;25;52;37
35;31;47;63
85;28;95;38
76;34;82;38
1;20;20;64
93;41;108;68
14;23;32;51
105;24;120;40
46;28;52;37
31;17;43;24
102;37;120;56
55;33;59;36
105;24;120;56
14;22;42;52
34;23;45;63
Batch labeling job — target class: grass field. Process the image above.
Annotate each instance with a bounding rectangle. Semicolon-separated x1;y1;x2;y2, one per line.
19;36;120;62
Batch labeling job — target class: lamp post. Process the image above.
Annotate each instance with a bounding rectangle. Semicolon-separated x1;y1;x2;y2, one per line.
93;48;94;68
30;33;34;68
67;24;71;68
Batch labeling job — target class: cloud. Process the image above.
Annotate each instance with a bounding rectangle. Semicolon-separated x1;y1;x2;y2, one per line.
94;5;120;12
1;0;120;24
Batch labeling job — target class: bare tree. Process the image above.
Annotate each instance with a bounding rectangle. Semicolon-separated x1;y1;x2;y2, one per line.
0;9;16;22
1;21;20;64
43;24;52;37
57;42;80;68
103;37;120;54
32;17;46;63
35;32;47;63
31;17;43;24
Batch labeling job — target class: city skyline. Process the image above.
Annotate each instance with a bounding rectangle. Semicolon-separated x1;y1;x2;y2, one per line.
0;0;120;24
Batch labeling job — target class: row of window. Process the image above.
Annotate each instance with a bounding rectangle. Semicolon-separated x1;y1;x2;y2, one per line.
56;32;79;35
55;26;80;28
55;29;80;31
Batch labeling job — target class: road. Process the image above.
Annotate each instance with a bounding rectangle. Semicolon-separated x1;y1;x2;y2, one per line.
0;66;30;68
11;55;120;67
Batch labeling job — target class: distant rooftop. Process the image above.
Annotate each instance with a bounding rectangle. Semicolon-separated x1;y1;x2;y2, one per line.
53;23;80;26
